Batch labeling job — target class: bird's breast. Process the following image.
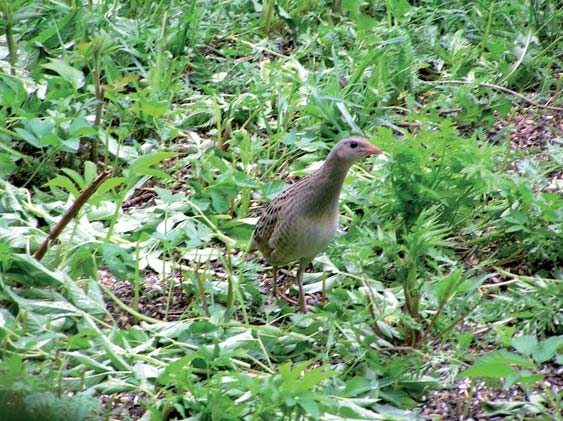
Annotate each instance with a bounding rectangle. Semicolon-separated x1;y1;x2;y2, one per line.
290;210;338;260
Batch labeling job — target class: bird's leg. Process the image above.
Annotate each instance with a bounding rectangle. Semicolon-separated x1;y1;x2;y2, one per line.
296;258;312;313
271;265;278;297
271;265;298;305
321;271;327;301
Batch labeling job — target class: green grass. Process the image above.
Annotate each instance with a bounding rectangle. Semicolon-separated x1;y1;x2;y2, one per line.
1;0;563;419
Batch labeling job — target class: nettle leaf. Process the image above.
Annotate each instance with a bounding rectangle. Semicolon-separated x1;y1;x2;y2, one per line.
99;132;138;160
94;378;138;394
65;276;107;318
132;362;160;380
0;152;18;177
505;370;544;389
61;167;86;189
14;128;39;148
61;351;114;374
355;14;378;31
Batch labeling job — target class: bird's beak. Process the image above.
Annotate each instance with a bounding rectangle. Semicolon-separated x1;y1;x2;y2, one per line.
365;144;383;155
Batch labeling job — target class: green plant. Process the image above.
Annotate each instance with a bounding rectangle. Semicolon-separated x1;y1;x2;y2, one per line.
1;0;563;418
458;334;563;419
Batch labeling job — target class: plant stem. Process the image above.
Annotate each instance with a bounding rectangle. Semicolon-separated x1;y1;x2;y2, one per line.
479;1;495;55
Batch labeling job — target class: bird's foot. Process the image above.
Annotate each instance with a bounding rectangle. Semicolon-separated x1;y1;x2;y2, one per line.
271;290;298;306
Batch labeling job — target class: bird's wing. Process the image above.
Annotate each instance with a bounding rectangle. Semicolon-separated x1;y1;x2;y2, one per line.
252;176;312;262
252;199;282;259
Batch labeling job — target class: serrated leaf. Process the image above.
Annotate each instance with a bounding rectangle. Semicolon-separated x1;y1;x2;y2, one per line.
343;376;373;397
139;97;169;117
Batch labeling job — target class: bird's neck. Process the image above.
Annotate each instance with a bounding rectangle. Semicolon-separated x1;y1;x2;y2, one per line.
305;155;353;215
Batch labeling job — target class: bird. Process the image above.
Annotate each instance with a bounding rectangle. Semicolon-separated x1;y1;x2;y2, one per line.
253;136;383;312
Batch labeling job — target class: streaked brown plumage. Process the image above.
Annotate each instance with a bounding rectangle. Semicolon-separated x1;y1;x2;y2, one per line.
253;136;382;312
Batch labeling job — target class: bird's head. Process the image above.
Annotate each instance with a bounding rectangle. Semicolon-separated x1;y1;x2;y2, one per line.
331;136;383;162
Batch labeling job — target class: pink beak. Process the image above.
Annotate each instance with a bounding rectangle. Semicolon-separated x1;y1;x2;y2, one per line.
365;144;383;155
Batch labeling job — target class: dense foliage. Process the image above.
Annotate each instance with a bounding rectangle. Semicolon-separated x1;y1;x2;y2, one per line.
1;0;562;419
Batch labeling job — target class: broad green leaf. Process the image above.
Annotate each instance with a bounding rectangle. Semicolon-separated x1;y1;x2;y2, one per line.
262;180;288;200
60;168;86;189
69;117;97;137
42;58;85;90
103;244;136;281
182;247;220;262
473;350;535;368
511;335;538;356
533;336;563;363
232;171;259;188
458;363;517;378
298;398;320;419
94;379;138;394
138;97;169;118
207;330;254;353
127;152;178;183
8;254;67;287
356;14;378;31
62;351;114;374
45;175;81;198
132;362;160;380
331;397;383;420
343;377;373;397
505;370;543;388
298;366;335;390
100;336;131;372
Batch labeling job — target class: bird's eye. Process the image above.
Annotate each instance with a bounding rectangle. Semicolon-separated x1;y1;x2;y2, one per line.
350;141;358;149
